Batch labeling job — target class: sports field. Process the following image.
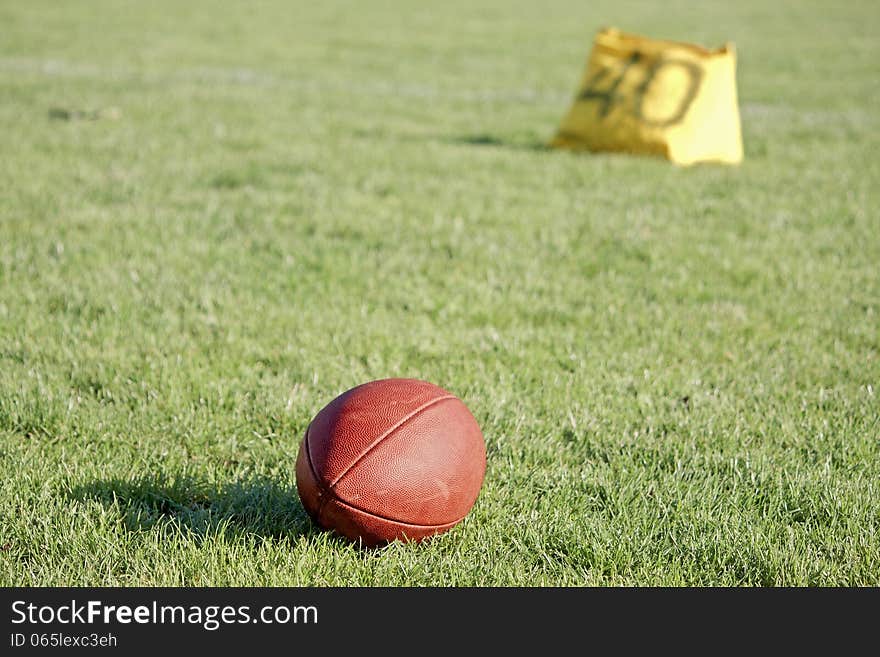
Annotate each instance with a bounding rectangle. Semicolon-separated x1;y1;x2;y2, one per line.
1;0;878;586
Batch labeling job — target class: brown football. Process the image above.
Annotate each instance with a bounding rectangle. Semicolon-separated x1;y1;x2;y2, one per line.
295;378;486;547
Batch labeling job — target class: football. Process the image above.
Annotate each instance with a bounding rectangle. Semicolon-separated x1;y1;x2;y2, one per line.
295;378;487;546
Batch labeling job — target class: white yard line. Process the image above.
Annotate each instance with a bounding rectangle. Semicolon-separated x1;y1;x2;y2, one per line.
0;56;569;105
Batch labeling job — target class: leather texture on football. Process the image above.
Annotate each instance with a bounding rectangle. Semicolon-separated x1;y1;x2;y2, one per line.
295;378;486;546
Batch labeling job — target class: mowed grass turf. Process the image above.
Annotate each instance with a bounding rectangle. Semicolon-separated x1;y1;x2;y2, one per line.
1;0;878;586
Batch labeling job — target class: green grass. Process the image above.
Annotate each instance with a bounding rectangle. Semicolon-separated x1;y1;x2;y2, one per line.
1;0;878;586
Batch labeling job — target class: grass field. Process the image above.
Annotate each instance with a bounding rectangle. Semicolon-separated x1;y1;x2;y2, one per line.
1;0;878;586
